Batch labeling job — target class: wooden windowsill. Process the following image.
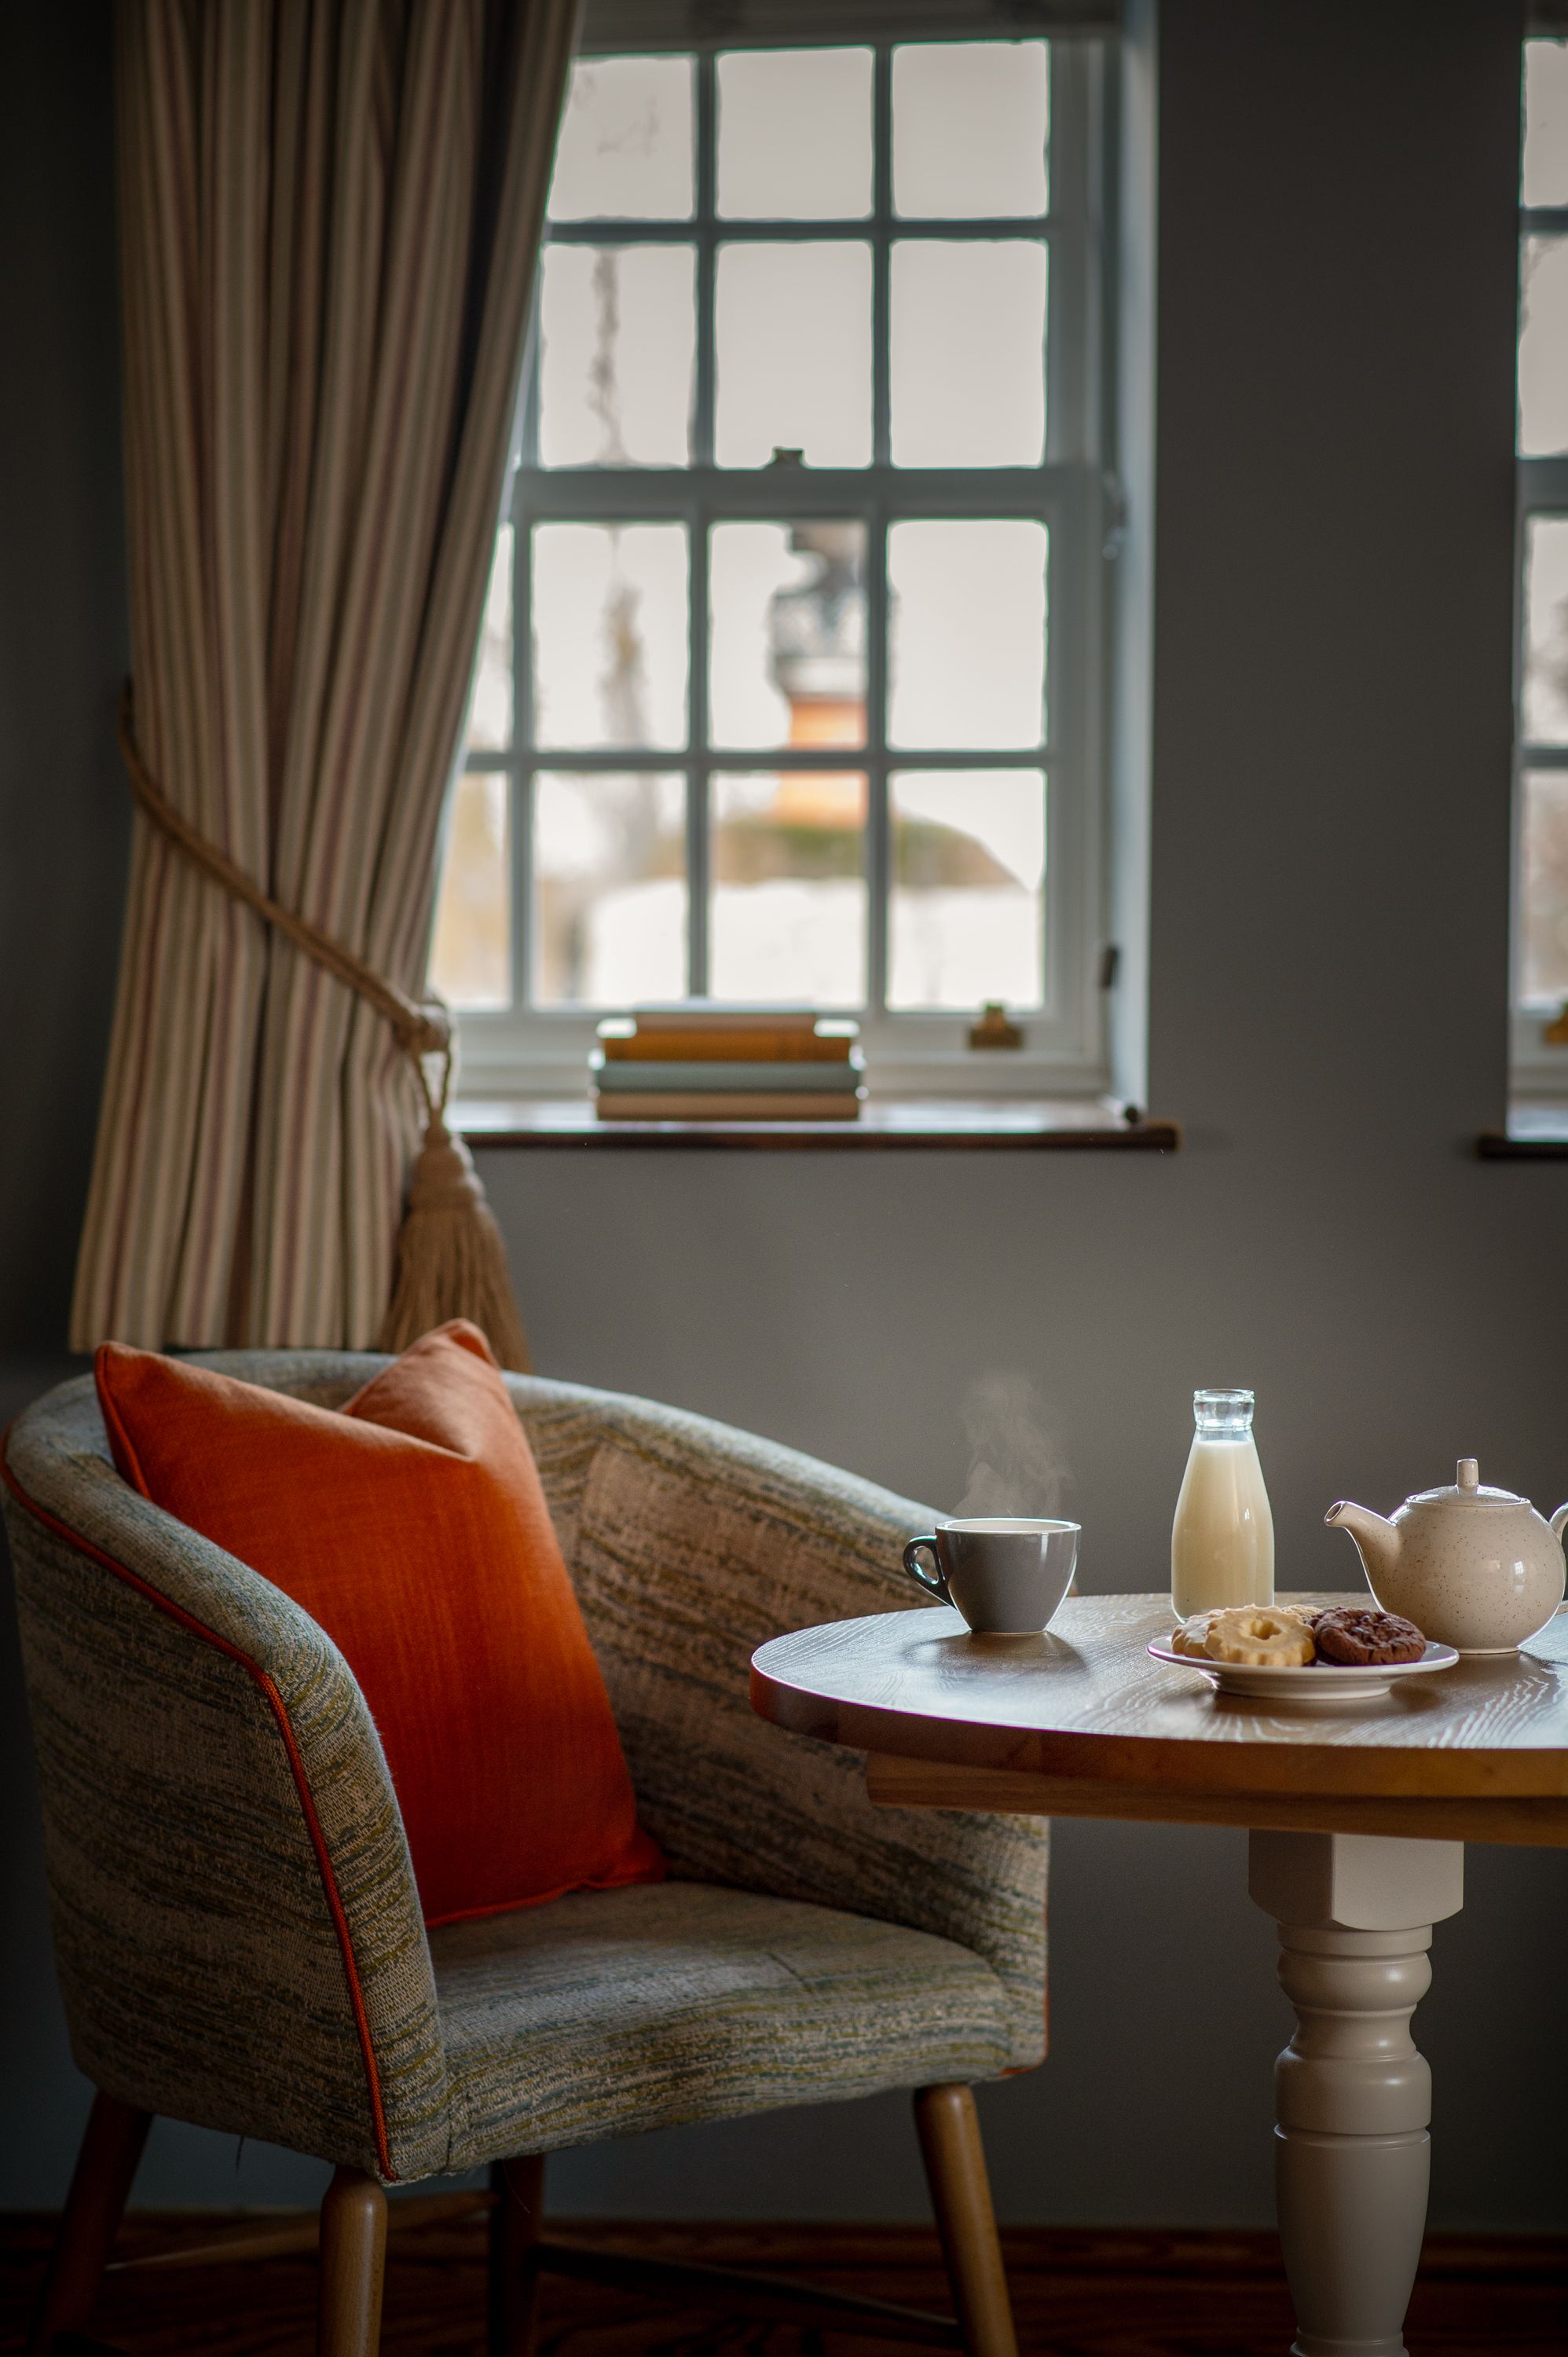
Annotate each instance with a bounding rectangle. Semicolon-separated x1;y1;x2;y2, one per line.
1478;1134;1568;1158
456;1098;1181;1151
1478;1105;1568;1157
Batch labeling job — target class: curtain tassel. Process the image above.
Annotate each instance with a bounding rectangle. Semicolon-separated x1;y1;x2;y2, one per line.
379;1111;531;1372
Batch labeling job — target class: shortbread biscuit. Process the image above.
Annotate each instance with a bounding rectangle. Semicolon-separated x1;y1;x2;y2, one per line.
1171;1612;1219;1658
1204;1607;1315;1666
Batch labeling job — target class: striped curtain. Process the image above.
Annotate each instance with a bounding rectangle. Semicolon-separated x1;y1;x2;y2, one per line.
71;0;577;1352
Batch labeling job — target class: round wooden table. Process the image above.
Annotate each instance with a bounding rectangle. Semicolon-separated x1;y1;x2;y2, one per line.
750;1592;1568;2357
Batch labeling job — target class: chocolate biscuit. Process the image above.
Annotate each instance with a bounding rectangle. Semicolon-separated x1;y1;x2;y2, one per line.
1313;1607;1426;1666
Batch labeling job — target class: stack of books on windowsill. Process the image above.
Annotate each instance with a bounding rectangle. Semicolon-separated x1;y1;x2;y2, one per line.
592;1009;865;1121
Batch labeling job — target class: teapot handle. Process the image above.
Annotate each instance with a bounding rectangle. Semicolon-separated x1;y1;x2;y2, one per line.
1550;1502;1568;1544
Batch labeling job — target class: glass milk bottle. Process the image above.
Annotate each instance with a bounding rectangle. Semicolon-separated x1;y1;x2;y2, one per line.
1171;1389;1275;1619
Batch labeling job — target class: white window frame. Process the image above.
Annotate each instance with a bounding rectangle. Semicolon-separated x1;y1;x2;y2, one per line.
1510;467;1568;1100
449;35;1119;1102
1512;34;1568;1097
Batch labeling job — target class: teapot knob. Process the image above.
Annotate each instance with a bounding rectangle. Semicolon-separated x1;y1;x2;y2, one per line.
1457;1457;1478;1490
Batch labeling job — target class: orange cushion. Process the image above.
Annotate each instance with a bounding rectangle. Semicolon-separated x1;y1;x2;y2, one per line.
94;1320;665;1927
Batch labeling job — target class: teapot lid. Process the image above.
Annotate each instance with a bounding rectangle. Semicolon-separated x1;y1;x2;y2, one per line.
1408;1457;1528;1508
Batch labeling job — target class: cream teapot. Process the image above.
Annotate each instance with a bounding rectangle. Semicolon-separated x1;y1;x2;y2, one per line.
1325;1459;1567;1655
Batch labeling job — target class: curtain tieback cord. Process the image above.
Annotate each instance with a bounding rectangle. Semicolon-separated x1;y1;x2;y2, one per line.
116;683;531;1371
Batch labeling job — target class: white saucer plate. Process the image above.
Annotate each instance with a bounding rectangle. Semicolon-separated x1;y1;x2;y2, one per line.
1146;1637;1460;1709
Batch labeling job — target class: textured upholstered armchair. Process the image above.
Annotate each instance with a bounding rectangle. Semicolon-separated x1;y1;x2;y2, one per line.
3;1356;1048;2357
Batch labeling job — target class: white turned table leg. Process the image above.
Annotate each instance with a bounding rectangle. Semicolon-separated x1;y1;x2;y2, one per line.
1248;1832;1464;2357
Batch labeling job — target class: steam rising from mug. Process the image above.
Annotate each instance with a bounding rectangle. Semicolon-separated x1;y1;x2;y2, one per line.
955;1371;1071;1518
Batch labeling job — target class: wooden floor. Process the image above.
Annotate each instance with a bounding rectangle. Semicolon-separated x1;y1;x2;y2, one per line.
0;2217;1562;2357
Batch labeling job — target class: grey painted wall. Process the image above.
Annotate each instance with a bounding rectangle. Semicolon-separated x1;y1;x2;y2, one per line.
3;0;1563;2232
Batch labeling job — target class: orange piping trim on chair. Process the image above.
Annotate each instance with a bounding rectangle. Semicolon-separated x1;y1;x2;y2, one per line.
0;1445;397;2181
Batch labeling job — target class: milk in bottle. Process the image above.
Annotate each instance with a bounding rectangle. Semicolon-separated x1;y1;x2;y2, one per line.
1171;1389;1275;1618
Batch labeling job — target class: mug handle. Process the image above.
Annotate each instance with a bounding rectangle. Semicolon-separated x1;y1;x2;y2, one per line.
901;1536;952;1604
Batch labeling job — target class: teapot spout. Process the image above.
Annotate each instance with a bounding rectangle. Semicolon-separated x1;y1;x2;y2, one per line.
1324;1498;1400;1589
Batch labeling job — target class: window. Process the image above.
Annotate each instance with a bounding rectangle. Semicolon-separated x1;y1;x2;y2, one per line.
433;35;1116;1098
1514;35;1568;1092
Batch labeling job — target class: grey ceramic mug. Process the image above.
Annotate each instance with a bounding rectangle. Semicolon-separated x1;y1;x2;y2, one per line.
901;1516;1079;1635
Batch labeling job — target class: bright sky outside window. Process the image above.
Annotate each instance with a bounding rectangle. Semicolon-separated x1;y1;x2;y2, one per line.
431;34;1113;1093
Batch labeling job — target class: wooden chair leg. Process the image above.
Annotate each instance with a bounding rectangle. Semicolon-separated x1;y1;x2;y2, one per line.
914;2084;1019;2357
28;2089;152;2355
488;2154;547;2357
317;2167;387;2357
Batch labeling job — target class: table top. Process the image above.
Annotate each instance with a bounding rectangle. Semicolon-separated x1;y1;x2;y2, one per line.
750;1594;1568;1831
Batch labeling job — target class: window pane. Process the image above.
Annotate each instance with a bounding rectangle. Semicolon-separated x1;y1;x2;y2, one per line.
1524;516;1568;744
1520;769;1568;1004
539;246;695;467
891;241;1046;467
715;244;873;468
710;772;866;1003
888;520;1048;748
429;772;510;1010
548;57;694;221
892;42;1049;219
1519;235;1568;456
531;524;688;750
1523;40;1568;207
709;522;866;750
533;772;687;1006
467;523;513;751
888;771;1045;1010
716;48;874;218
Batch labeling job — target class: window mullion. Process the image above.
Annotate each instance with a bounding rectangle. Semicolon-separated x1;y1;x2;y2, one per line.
689;482;711;998
1044;41;1088;464
872;44;892;471
511;765;533;1016
520;282;541;469
512;502;533;1011
689;59;716;998
1519;458;1568;504
694;55;716;468
866;486;890;1018
862;44;893;1012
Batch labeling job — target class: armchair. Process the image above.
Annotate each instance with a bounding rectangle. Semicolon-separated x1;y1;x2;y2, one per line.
2;1356;1048;2357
